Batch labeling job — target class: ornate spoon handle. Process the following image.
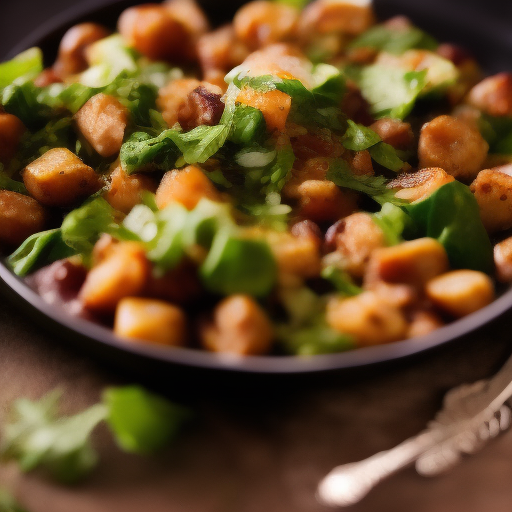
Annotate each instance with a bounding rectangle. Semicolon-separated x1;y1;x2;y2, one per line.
317;432;435;507
317;353;512;508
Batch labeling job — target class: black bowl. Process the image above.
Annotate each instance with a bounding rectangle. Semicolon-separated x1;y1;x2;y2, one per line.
1;0;512;376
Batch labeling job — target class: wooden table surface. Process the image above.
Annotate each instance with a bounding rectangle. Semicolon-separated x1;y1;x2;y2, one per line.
1;294;512;512
2;1;512;510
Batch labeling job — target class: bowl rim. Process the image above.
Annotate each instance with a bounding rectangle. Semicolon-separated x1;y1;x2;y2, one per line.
2;258;512;374
2;0;512;375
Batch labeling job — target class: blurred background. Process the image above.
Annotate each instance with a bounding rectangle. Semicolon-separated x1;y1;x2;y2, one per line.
1;0;512;69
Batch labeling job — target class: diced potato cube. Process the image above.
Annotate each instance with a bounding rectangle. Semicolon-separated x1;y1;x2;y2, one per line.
114;297;187;346
470;169;512;233
53;23;110;78
365;237;449;289
390;167;455;202
197;24;249;77
467;72;512;117
265;229;322;279
494;236;512;283
369;118;414;151
105;166;157;214
418;115;488;181
234;1;299;50
80;242;150;312
23;148;102;207
164;0;210;41
200;294;274;355
75;93;129;158
118;4;190;62
325;212;386;278
236;87;291;132
0;113;25;164
157;78;201;127
295;179;358;223
406;309;444;338
426;270;494;318
299;0;375;37
0;190;46;247
155;165;221;210
326;291;408;346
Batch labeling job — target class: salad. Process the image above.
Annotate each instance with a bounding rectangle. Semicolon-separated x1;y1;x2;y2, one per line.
1;0;512;357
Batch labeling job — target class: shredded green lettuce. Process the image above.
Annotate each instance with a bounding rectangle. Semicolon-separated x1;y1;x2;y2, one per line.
0;48;43;90
326;160;406;205
349;24;438;55
356;65;427;119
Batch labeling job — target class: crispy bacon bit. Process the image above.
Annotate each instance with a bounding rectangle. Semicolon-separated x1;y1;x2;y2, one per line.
178;85;225;131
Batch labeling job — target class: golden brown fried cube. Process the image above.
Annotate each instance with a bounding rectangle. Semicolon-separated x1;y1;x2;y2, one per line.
155;165;221;210
114;297;187;346
53;23;110;78
0;113;25;164
80;242;150;313
365;237;449;289
23;148;102;207
0;190;46;248
467;72;512;117
118;4;189;62
418;115;488;181
105;166;157;214
157;78;201;127
426;270;494;318
299;0;375;37
326;212;386;278
470;168;512;233
233;1;299;50
200;295;274;355
494;236;512;282
326;291;408;347
75;93;129;158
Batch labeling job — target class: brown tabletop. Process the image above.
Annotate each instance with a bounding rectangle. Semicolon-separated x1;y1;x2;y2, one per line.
1;293;512;512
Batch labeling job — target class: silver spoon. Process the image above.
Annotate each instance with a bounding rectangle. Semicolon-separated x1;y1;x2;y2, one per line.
317;353;512;507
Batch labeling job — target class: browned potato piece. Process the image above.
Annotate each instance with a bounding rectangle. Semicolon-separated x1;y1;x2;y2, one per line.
265;229;322;279
0;113;25;164
467;72;512;117
196;24;249;79
326;291;408;347
390;167;455;202
295;180;358;223
23;148;102;207
75;93;129;157
118;4;190;62
406;309;444;338
299;0;375;37
366;238;449;289
418;115;488;181
426;270;494;318
178;85;224;131
0;190;46;247
105;166;157;214
325;213;386;278
164;0;209;40
157;78;200;127
470;168;512;233
234;1;299;50
53;23;110;78
369;118;414;151
114;297;187;346
80;242;150;313
200;295;274;355
155;165;222;210
34;68;63;87
494;237;512;282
